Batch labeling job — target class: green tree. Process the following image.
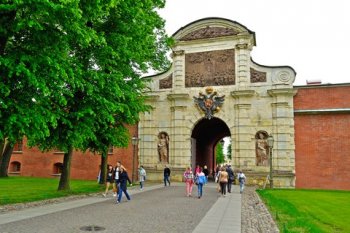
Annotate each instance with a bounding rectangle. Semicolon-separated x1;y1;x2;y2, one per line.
0;0;171;191
216;140;225;164
0;1;82;177
226;139;232;160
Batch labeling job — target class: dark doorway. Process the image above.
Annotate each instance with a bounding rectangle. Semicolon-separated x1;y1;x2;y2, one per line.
191;117;231;176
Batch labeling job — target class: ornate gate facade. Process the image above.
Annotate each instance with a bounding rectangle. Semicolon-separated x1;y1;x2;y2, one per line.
138;18;296;187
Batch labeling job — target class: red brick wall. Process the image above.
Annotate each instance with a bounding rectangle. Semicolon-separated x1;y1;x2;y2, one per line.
294;85;350;190
9;125;138;181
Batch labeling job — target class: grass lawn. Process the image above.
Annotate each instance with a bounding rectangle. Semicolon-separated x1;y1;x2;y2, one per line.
257;189;350;233
0;176;104;205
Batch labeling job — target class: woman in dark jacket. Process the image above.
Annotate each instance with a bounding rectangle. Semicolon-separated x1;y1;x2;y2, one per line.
117;166;132;203
102;165;114;197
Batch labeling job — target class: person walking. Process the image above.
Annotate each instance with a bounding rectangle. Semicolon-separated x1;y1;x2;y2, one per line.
195;164;201;177
218;167;228;197
226;165;235;193
138;165;146;191
203;165;209;184
238;170;246;194
183;167;194;197
117;166;132;203
196;168;206;199
102;165;114;197
163;165;171;186
113;161;122;197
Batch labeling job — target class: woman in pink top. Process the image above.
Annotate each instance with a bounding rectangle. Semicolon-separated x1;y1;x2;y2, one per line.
183;167;194;197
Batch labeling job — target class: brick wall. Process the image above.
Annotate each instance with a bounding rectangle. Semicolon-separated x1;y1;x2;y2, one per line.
294;84;350;190
9;125;138;181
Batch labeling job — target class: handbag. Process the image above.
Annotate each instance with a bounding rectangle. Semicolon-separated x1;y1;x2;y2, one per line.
216;184;221;192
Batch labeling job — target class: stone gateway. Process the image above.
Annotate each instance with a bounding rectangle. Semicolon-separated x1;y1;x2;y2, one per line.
138;18;296;187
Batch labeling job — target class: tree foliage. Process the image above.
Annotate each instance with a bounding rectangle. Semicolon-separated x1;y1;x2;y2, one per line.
0;0;171;188
216;141;225;165
226;139;232;160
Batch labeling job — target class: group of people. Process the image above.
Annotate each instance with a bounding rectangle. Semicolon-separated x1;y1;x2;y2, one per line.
183;165;208;198
101;161;147;204
101;162;246;203
182;164;246;198
214;164;246;195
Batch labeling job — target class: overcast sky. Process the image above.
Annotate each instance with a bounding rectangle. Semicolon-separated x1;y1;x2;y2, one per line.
158;0;350;85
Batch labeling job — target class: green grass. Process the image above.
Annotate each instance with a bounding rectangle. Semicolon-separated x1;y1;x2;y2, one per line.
0;176;104;205
257;189;350;233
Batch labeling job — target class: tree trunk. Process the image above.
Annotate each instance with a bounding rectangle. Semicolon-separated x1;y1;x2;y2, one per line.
0;139;5;157
0;10;16;55
0;141;14;177
58;146;73;191
99;151;108;184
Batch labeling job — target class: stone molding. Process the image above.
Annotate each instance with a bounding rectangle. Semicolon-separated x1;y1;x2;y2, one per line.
231;90;256;98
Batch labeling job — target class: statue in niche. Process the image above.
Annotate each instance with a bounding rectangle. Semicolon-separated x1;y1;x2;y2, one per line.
255;131;269;166
158;132;169;163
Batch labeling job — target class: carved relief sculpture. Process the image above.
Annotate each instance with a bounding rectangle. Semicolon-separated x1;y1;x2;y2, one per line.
185;49;235;87
193;87;225;119
250;68;267;83
159;74;173;89
179;26;239;41
255;131;269;166
158;132;169;163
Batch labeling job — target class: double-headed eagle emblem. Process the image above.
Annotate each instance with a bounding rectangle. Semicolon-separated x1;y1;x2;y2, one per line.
193;87;225;119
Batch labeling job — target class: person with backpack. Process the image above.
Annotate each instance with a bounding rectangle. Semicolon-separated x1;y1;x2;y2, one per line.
226;165;235;193
196;167;207;199
238;170;246;194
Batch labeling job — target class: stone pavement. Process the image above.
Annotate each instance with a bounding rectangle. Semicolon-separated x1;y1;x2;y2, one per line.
0;182;242;233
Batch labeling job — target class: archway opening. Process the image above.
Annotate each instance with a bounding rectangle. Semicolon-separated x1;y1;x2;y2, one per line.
191;117;231;177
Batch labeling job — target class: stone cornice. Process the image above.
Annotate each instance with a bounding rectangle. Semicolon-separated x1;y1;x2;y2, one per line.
145;95;160;102
167;93;190;100
230;90;256;98
294;108;350;115
171;50;185;57
234;104;251;109
267;89;297;97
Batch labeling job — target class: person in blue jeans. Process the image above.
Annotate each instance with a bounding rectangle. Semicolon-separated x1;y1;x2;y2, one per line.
117;166;132;203
163;165;171;186
196;168;207;199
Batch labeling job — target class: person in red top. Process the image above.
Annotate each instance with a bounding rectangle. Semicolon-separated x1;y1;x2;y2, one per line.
195;164;201;176
183;167;194;197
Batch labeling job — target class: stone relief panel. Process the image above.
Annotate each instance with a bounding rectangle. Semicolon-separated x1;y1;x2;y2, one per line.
179;26;239;41
159;74;173;89
255;131;269;166
250;68;267;83
185;49;235;87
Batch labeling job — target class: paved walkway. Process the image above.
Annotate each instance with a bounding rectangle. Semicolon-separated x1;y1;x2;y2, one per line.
0;182;241;233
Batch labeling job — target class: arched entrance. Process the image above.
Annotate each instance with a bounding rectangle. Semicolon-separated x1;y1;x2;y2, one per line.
191;117;231;175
